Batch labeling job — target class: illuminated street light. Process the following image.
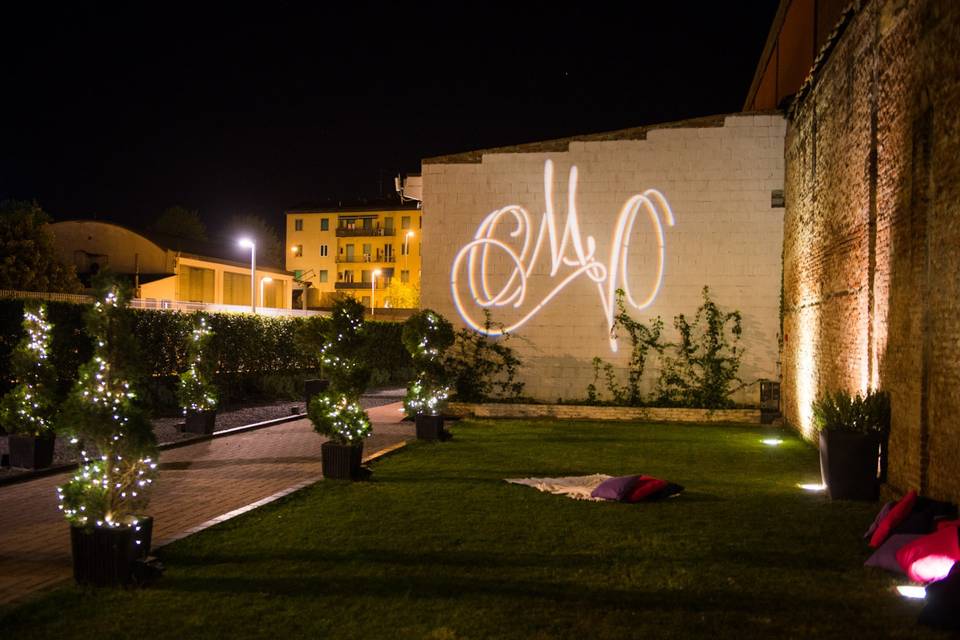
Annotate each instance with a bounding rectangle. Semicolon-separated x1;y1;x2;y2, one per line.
238;238;256;314
260;276;273;308
371;269;382;316
405;230;414;270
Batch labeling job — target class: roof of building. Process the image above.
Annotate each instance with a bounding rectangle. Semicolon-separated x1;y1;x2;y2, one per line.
421;111;780;165
285;201;422;215
52;219;293;275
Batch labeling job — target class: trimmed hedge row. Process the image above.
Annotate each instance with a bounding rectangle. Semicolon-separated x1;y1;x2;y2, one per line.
0;300;413;414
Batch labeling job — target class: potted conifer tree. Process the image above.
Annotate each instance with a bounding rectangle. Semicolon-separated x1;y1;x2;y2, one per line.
308;297;372;480
57;277;159;586
813;389;890;501
402;309;454;441
178;315;219;434
0;302;59;469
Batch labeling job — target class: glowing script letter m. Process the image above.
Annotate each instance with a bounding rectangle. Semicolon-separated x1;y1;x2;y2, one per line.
450;160;675;352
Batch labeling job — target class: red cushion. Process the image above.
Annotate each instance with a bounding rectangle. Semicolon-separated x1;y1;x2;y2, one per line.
870;490;918;548
896;527;960;583
937;519;960;532
625;476;669;503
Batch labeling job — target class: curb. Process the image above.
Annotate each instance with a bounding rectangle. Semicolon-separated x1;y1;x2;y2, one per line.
0;413;307;488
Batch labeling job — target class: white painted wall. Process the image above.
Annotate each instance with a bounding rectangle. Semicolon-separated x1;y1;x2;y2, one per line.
421;114;786;403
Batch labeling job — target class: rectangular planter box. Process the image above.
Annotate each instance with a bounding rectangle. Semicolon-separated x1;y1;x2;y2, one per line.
415;415;445;441
71;525;136;587
8;434;56;469
184;410;216;435
446;402;762;424
321;441;364;480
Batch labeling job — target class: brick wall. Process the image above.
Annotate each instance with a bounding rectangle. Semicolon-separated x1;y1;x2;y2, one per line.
422;115;786;404
782;0;960;501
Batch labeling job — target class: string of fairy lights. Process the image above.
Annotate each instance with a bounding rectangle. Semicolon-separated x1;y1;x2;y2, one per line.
404;311;452;417
179;317;217;413
1;304;56;435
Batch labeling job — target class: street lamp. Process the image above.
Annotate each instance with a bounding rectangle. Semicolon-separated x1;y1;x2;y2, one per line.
371;269;382;316
404;230;414;271
238;238;256;314
260;276;273;308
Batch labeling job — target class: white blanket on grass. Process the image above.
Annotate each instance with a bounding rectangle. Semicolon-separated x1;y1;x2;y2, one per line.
505;474;612;501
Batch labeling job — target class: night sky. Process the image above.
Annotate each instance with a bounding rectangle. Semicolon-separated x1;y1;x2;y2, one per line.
1;2;779;237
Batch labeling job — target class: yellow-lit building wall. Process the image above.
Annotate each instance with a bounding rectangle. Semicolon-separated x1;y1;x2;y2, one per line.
139;256;292;309
285;208;421;308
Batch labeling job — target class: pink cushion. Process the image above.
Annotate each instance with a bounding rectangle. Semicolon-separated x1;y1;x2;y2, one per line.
870;490;917;548
896;527;960;583
937;519;960;532
625;476;669;503
591;475;640;501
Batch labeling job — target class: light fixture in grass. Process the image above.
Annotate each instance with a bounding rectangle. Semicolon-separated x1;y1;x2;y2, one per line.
0;302;59;469
56;274;158;586
177;315;219;434
401;309;454;441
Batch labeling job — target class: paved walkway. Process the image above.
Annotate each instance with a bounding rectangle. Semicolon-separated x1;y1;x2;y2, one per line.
0;401;412;606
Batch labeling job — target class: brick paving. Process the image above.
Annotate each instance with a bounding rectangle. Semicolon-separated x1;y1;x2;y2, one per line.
0;401;413;606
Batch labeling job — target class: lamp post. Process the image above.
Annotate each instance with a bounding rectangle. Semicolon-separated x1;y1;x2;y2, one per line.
260;276;273;308
371;269;382;317
238;238;256;314
404;230;414;271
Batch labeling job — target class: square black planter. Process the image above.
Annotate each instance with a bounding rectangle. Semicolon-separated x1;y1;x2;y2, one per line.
8;434;56;469
415;415;446;441
305;379;330;408
819;430;880;500
184;410;216;435
70;525;137;587
321;441;364;480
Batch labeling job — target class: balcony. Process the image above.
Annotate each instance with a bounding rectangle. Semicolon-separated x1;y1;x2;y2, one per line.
336;254;397;264
334;279;391;290
335;226;396;238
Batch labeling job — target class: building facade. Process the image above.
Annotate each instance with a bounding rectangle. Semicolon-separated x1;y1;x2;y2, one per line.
50;220;294;309
420;113;786;402
285;204;422;308
777;0;960;502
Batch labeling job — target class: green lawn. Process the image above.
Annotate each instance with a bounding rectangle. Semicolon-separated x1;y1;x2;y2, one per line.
0;420;935;639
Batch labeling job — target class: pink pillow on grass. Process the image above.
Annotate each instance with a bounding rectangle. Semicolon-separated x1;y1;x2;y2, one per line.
870;490;918;548
625;476;669;503
896;527;960;583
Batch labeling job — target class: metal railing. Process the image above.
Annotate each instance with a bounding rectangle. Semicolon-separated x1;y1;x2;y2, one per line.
335;255;396;264
335;227;396;237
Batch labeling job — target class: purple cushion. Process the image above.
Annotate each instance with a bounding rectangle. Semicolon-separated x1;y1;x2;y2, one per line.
865;534;924;573
865;501;895;539
591;475;641;501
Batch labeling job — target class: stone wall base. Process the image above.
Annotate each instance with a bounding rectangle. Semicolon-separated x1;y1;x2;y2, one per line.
448;402;761;424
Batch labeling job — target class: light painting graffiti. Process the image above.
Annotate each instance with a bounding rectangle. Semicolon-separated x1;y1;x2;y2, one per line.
450;160;675;352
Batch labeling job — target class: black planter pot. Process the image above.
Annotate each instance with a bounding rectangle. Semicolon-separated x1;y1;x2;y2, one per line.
184;410;216;435
70;525;137;586
321;441;363;480
415;414;446;441
305;379;330;408
819;430;880;500
8;434;56;469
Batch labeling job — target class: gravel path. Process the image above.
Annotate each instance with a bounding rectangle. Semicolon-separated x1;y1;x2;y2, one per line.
0;388;405;479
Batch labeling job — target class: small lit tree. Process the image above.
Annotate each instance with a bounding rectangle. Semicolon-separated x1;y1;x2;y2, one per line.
57;276;158;530
402;309;454;417
177;315;218;433
308;297;371;477
0;302;58;436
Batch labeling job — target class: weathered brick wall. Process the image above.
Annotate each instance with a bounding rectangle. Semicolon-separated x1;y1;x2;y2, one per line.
782;0;960;501
422;115;785;404
448;402;761;424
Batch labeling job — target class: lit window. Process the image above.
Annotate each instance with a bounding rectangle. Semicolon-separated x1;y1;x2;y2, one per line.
401;216;411;229
320;244;328;257
294;219;303;231
401;270;409;283
319;270;328;283
321;218;329;231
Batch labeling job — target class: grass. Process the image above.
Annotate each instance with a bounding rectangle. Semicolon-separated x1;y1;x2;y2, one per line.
0;419;936;639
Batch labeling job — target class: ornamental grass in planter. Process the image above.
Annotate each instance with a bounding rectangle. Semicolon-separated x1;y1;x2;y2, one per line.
812;389;890;501
402;309;454;441
0;302;59;469
56;276;158;586
308;297;371;480
177;315;219;435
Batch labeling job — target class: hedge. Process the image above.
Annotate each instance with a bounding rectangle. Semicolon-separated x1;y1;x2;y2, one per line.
0;300;413;415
